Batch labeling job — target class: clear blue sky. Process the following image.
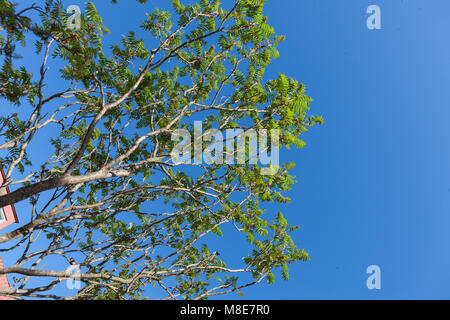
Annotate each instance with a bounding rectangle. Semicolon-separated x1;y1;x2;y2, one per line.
4;0;450;299
253;0;450;299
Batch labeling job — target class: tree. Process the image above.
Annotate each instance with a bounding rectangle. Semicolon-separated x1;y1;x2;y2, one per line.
0;0;322;299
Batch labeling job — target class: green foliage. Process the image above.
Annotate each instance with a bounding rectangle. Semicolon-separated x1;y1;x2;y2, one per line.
0;0;322;300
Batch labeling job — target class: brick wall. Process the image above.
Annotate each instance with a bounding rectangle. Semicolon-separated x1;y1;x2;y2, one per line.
0;256;13;300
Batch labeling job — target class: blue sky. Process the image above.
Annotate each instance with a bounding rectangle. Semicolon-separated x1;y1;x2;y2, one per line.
252;0;450;299
3;0;450;299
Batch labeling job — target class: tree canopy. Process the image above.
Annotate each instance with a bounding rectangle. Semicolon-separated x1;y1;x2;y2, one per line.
0;0;322;299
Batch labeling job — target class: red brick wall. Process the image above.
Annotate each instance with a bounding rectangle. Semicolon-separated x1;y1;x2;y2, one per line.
0;256;13;300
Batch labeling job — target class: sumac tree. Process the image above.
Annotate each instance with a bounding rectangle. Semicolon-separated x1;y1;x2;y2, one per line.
0;0;322;299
